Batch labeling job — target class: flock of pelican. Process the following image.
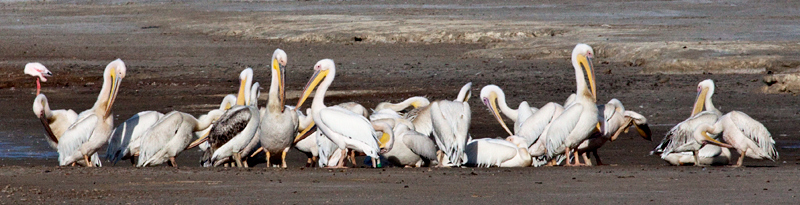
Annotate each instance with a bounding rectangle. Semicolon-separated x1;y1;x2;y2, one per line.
24;44;778;168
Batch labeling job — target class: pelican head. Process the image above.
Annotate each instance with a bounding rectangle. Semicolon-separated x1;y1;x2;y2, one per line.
102;59;126;118
296;59;334;109
691;79;715;116
506;135;528;149
571;44;596;102
237;68;254;106
24;62;52;82
455;82;473;102
480;84;513;136
219;94;237;110
694;124;733;148
272;49;288;108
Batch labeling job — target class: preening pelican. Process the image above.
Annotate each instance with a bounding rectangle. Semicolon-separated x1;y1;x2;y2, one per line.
236;81;263;167
544;44;598;166
24;62;52;95
294;102;369;168
32;94;78;149
430;99;471;167
575;99;651;165
186;94;238;151
696;111;777;167
464;136;532;167
398;82;472;137
257;49;299;168
202;68;260;167
295;59;387;168
57;59;126;167
105;111;164;165
375;96;430;113
479;84;539;135
137;109;225;167
653;79;723;165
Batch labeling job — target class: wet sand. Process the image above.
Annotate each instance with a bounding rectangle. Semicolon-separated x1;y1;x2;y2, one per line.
1;1;800;203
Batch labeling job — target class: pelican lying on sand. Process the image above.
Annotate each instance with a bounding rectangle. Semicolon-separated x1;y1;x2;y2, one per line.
695;111;777;167
464;136;532;168
57;59;126;167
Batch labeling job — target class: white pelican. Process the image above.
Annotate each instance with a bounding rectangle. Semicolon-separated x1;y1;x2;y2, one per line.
291;108;319;167
574;99;651;165
293;102;369;168
24;62;52;95
32;94;78;149
479;84;538;135
295;59;388;168
105;111;164;165
185;94;238;151
397;82;472;137
369;116;437;167
652;79;723;164
237;81;263;167
663;145;731;166
258;49;299;168
430;99;471;167
695;111;778;167
375;96;430;113
137;109;226;167
543;44;598;166
202;68;260;167
463;136;532;167
57;59;126;167
523;103;565;163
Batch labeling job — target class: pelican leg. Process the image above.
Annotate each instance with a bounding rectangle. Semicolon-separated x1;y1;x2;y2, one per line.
71;162;76;167
169;157;177;167
334;149;348;168
564;148;574;166
371;157;377;168
693;150;700;166
266;152;272;167
581;152;593;166
84;155;92;167
734;150;746;167
224;163;229;167
574;150;587;166
281;147;289;168
243;160;249;168
311;156;318;167
233;153;244;168
592;151;605;166
349;150;357;168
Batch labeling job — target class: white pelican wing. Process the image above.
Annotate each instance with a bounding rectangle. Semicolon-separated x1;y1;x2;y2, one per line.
319;106;379;150
544;103;583;158
724;111;778;160
106;111;163;164
464;138;517;168
517;102;562;147
57;114;98;166
655;112;719;158
137;111;184;167
430;100;470;166
400;129;438;160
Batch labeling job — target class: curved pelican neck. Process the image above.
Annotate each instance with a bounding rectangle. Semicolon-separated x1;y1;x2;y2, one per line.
704;87;718;113
571;55;590;100
34;95;53;118
311;67;336;114
92;70;114;116
195;112;217;131
267;66;282;112
493;90;518;122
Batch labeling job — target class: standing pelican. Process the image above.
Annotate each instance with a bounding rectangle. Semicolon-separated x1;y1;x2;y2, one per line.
202;68;260;167
57;59;126;166
32;94;78;149
695;111;777;167
652;79;723;164
479;84;539;135
24;62;52;95
295;59;389;168
258;49;299;168
137;109;225;167
293;102;368;168
544;44;598;166
105;111;164;165
575;99;651;165
464;136;532;167
430;99;471;167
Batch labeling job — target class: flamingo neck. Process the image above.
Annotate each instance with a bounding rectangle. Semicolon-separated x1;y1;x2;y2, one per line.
311;68;335;114
36;78;41;95
267;66;282;112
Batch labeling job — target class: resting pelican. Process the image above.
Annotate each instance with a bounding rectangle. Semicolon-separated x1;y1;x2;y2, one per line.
105;111;164;165
295;59;388;168
575;99;651;165
137;109;225;167
186;94;238;151
479;84;538;135
652;79;723;164
370;116;437;167
236;82;263;167
57;59;126;167
397;82;472;137
464;136;532;167
32;94;78;149
257;49;299;168
202;68;260;167
696;111;778;167
24;62;52;95
430;99;471;167
544;44;598;166
294;102;371;168
663;145;731;166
